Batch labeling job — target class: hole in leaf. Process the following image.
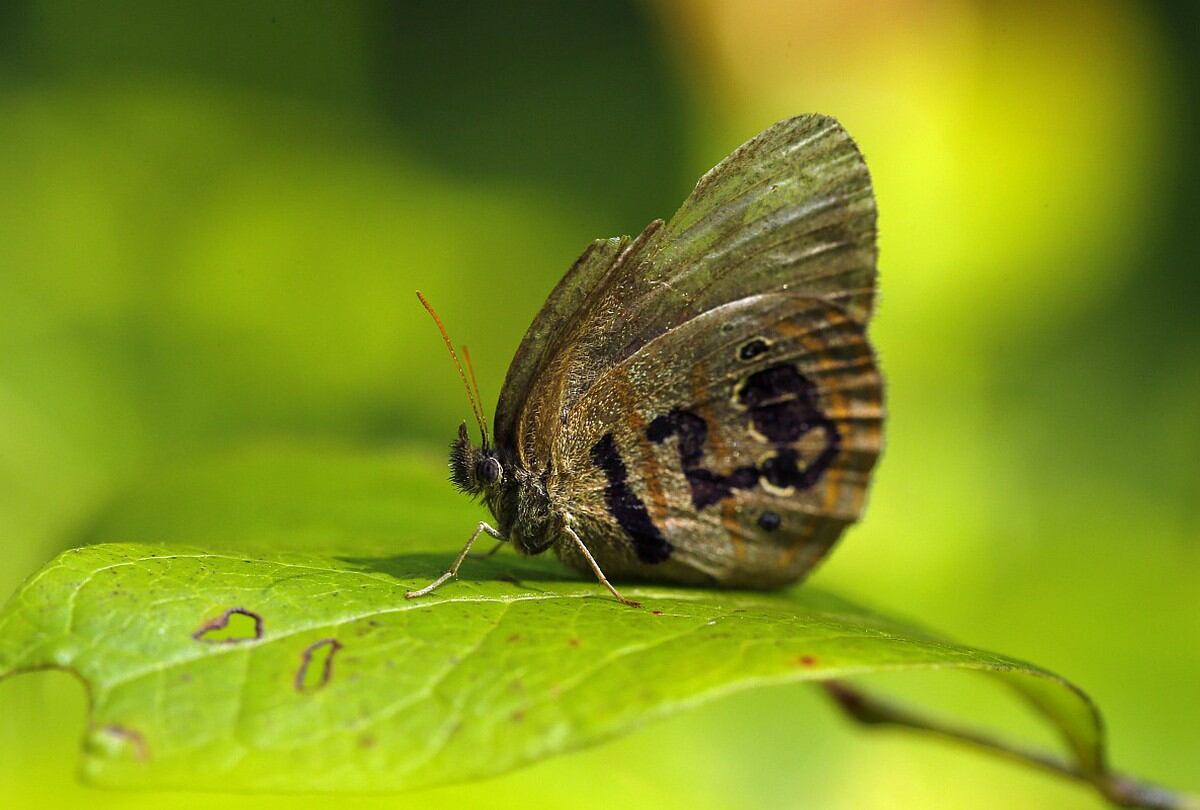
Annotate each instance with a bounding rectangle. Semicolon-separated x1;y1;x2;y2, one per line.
96;724;149;762
295;638;342;693
192;607;263;643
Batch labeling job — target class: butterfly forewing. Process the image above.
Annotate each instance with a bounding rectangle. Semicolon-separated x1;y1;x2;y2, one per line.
496;115;876;470
494;232;638;456
552;293;883;586
643;114;877;325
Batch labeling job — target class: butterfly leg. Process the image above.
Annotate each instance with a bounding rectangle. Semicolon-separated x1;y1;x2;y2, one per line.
562;517;641;609
405;521;505;599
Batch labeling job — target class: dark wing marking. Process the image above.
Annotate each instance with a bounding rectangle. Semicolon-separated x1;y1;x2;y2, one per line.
498;115;876;468
589;433;672;563
557;294;883;586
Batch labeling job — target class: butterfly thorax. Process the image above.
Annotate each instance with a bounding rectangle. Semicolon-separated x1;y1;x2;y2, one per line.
485;462;559;555
448;422;558;555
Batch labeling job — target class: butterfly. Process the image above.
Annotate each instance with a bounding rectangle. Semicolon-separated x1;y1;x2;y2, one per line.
407;114;883;607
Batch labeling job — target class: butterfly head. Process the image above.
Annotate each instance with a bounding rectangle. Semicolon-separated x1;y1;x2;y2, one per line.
449;421;505;495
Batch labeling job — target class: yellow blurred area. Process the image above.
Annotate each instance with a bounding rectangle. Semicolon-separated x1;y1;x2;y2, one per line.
1;1;1196;808
667;0;1168;324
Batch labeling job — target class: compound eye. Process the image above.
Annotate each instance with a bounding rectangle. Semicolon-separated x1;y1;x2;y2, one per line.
478;456;503;485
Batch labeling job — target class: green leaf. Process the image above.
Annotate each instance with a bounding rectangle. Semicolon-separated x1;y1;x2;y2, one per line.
0;444;1190;807
0;540;1100;793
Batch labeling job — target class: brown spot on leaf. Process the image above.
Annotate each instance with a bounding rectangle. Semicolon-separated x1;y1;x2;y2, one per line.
651;610;663;616
506;633;521;643
295;638;343;693
796;655;817;667
192;607;263;644
358;734;376;749
566;637;580;647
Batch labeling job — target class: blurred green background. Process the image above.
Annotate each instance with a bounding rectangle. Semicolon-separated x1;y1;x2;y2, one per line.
1;1;1197;807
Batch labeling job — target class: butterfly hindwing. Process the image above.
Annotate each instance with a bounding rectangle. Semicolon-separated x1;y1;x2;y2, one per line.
552;293;883;586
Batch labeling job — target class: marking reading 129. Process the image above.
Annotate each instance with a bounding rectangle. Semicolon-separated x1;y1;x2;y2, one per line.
590;362;841;561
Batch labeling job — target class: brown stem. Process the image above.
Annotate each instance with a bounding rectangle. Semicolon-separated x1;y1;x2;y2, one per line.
821;681;1200;810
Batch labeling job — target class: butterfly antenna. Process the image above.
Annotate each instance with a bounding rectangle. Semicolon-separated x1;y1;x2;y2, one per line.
461;344;488;437
415;291;490;446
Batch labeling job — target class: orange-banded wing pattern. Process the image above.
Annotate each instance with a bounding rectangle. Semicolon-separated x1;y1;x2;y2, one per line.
553;294;883;587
